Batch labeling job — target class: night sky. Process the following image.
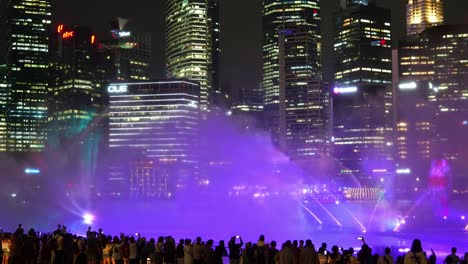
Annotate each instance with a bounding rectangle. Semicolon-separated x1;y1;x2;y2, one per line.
53;0;468;100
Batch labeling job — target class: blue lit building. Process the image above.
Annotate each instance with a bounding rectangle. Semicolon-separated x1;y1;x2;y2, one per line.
106;80;200;197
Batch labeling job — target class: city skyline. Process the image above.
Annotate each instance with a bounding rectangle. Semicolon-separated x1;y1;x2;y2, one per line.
0;0;465;186
51;0;468;97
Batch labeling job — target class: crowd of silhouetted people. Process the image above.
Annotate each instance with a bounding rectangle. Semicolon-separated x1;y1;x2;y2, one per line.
1;224;467;264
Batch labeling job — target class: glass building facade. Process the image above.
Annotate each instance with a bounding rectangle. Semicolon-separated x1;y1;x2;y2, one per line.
333;3;394;186
396;25;468;190
426;25;468;183
406;0;444;36
106;80;200;197
5;0;51;153
278;28;330;162
165;0;213;111
262;0;321;145
47;24;105;185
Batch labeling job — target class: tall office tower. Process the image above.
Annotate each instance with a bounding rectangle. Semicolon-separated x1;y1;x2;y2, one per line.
5;0;51;153
397;25;467;188
277;28;330;164
106;80;200;197
98;18;151;83
47;24;104;185
333;2;393;186
166;0;212;111
262;0;321;146
426;25;468;182
406;0;444;36
208;0;223;108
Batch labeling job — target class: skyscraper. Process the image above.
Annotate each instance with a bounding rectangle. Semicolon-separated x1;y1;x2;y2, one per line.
333;2;393;185
278;28;330;163
406;0;444;36
47;24;104;184
425;25;468;182
208;0;223;108
106;80;200;196
262;0;321;146
396;24;468;189
165;0;213;111
98;18;151;83
5;0;51;153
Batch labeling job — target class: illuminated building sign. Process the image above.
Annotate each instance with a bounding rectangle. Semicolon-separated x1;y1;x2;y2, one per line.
111;30;132;39
62;31;74;39
398;82;417;90
119;31;131;37
25;168;40;174
91;35;96;44
57;24;64;33
108;84;128;93
333;86;358;94
396;168;411;174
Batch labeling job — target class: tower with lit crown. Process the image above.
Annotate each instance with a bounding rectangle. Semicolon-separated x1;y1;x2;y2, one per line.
406;0;444;36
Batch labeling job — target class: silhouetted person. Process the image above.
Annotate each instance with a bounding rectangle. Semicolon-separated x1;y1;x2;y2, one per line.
255;235;267;264
184;239;193;264
228;237;243;264
377;248;394;264
301;240;319;264
267;241;279;264
176;239;185;264
193;237;203;264
445;248;461;264
404;239;427;264
214;240;227;264
203;240;215;264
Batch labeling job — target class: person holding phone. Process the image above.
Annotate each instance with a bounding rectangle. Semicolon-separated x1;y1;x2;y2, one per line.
228;236;243;264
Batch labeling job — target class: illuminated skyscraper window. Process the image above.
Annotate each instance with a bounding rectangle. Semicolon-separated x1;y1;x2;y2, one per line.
165;0;213;111
262;0;321;145
47;24;105;184
6;0;51;153
106;80;200;196
277;28;330;163
333;3;393;185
